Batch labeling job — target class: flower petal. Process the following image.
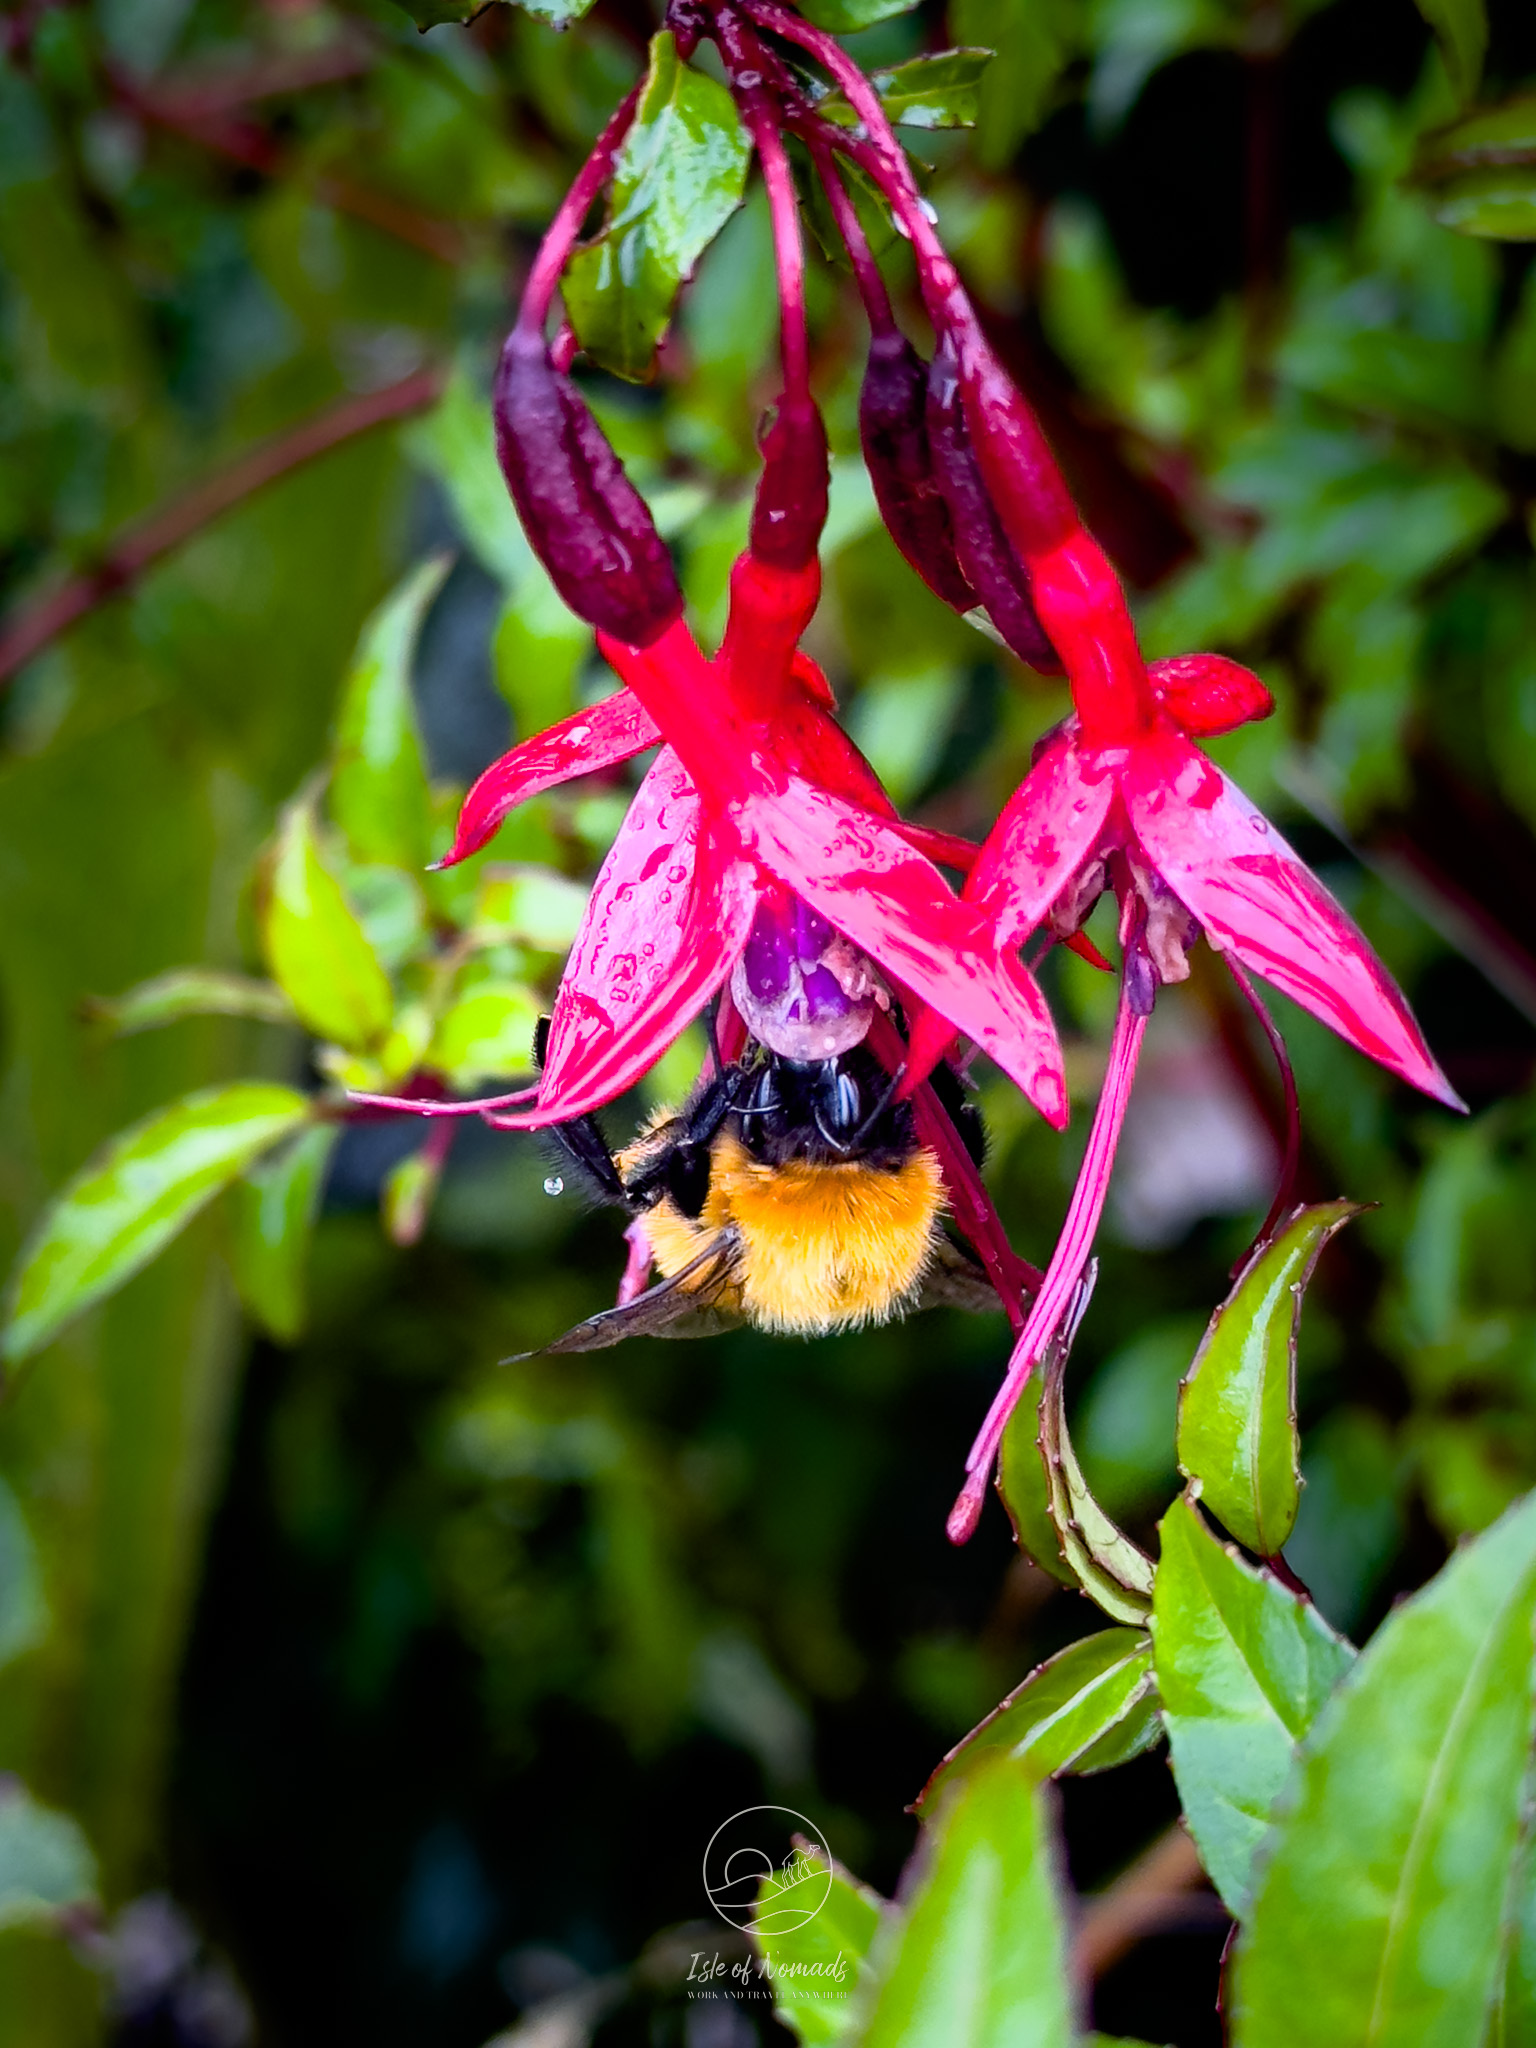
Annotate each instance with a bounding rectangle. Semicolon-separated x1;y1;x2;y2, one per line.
741;780;1068;1127
968;733;1116;950
1123;730;1462;1107
437;689;660;869
1149;653;1274;737
501;749;756;1125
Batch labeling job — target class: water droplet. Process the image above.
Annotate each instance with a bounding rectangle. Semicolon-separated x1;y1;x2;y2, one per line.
1252;817;1269;834
666;865;687;885
544;1175;564;1198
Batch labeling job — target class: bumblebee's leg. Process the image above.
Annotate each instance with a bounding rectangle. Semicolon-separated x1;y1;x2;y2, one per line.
533;1013;631;1206
647;1063;754;1220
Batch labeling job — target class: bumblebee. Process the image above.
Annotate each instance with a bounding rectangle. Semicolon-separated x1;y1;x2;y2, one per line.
534;1038;998;1355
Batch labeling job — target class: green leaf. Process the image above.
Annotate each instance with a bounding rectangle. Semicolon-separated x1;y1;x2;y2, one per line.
331;555;447;872
1177;1203;1358;1558
1425;167;1536;241
260;800;394;1052
1037;1320;1157;1624
564;33;751;382
816;50;994;131
859;1756;1074;2048
754;1852;884;2045
953;0;1081;165
1412;95;1536;236
0;1785;97;1929
1233;1489;1536;2043
918;1629;1158;1808
229;1124;338;1343
796;0;920;29
0;1481;47;1672
87;968;297;1035
1152;1494;1355;1919
428;983;540;1088
1410;0;1487;102
382;1134;449;1248
472;868;591;951
2;1084;312;1365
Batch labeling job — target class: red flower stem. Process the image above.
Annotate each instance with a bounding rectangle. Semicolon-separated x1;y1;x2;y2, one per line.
713;10;811;403
1225;954;1301;1252
948;972;1148;1543
807;130;894;332
518;80;643;337
868;1010;1040;1328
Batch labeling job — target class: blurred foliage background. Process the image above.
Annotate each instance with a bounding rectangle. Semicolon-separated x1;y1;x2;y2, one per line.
1;0;1535;2039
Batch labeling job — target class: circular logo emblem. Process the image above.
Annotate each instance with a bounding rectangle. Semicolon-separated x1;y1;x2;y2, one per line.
702;1805;833;1934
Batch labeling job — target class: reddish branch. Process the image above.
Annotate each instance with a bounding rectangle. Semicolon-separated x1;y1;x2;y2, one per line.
0;366;444;687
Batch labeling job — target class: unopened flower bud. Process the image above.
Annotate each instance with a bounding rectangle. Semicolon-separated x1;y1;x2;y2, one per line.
750;391;830;571
493;324;683;647
926;334;1061;674
859;329;977;614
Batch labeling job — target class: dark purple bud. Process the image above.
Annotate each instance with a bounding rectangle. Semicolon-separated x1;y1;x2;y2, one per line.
859;328;977;615
750;392;829;571
926;333;1062;674
493;324;683;648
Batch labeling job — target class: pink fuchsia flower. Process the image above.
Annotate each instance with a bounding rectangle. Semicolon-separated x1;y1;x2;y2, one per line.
407;546;1068;1134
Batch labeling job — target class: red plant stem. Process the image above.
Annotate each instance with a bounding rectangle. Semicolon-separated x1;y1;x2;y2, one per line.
807;130;894;333
0;366;444;688
868;1009;1040;1329
948;973;1148;1543
712;10;810;403
518;80;644;336
1225;954;1300;1252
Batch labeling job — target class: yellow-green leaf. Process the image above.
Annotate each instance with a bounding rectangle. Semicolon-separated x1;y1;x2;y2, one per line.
331;555;447;871
260;800;394;1051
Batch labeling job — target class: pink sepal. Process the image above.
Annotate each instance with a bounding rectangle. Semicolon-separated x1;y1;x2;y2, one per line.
437;689;660;869
498;749;756;1126
1123;730;1463;1108
742;779;1068;1128
969;734;1116;951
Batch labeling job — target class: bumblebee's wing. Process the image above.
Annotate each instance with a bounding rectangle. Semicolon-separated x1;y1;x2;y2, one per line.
520;1239;744;1356
919;1234;1008;1316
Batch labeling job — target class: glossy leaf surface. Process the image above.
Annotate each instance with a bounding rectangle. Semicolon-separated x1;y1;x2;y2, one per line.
565;34;751;382
817;50;993;131
1035;1329;1157;1624
860;1756;1074;2048
1177;1203;1358;1557
1153;1493;1354;1918
229;1124;338;1344
261;801;394;1051
0;1786;97;1929
1233;1490;1536;2044
755;1852;883;2045
330;554;445;872
3;1083;310;1363
918;1629;1157;1807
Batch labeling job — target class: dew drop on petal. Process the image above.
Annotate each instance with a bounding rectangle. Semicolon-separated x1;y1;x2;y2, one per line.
544;1175;564;1197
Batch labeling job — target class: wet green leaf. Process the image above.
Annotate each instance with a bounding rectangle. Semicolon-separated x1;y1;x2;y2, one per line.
229;1124;338;1343
754;1851;884;2045
86;968;297;1035
1233;1489;1536;2041
331;555;447;872
918;1629;1158;1808
1410;0;1487;102
1038;1323;1157;1624
860;1756;1074;2048
1177;1203;1358;1558
2;1085;311;1365
1153;1494;1355;1918
260;801;394;1052
816;50;993;131
429;983;540;1087
393;0;594;27
565;33;751;382
0;1786;97;1929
